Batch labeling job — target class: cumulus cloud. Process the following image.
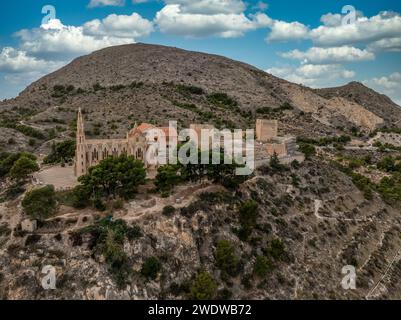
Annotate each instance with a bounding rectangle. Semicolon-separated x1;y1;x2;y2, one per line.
0;12;153;98
267;64;355;88
267;11;401;51
163;0;246;14
267;20;309;42
0;47;61;73
15;14;152;61
368;37;401;52
88;0;125;8
155;4;271;38
83;13;154;38
281;46;375;64
311;11;401;47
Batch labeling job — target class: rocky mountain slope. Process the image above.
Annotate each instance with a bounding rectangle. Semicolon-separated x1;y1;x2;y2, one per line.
315;82;401;126
1;158;401;300
1;44;401;300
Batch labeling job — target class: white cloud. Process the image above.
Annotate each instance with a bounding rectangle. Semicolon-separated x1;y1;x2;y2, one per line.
266;11;401;51
0;47;64;94
310;11;401;47
368;37;401;52
155;4;271;38
83;13;154;38
267;20;309;42
0;12;153;98
88;0;125;8
15;15;152;61
0;47;61;73
267;64;355;88
363;72;401;106
281;46;375;64
163;0;246;14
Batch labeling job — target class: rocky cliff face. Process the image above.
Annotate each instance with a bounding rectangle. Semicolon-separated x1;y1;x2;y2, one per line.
1;159;401;300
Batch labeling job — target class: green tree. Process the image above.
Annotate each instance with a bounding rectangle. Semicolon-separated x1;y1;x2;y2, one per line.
0;152;36;177
78;155;146;199
377;156;396;172
155;164;183;193
43;140;76;164
215;240;239;277
377;173;401;205
298;143;316;159
268;239;286;260
22;185;57;220
71;184;91;209
239;200;258;226
9;156;39;181
191;272;217;300
253;255;273;277
237;200;258;241
141;257;162;280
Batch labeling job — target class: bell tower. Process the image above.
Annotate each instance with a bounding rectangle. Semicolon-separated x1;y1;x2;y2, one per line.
74;108;87;177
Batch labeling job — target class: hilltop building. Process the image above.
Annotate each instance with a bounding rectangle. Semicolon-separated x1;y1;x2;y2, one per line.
255;119;303;164
74;108;177;177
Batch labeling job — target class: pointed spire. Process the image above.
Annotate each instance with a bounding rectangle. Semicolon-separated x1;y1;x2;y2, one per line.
77;107;85;144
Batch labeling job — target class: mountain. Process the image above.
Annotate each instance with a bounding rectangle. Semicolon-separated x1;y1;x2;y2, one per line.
315;82;401;126
0;43;398;153
1;44;401;300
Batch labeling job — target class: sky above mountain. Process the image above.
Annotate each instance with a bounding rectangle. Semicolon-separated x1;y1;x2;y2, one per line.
0;0;400;105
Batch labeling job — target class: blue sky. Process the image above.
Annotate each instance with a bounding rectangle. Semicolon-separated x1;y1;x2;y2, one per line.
0;0;400;104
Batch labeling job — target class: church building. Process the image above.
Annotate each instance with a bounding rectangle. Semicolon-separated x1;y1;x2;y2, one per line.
74;108;177;177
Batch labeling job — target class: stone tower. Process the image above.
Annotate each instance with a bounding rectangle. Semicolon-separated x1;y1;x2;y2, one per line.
74;108;86;177
256;119;278;142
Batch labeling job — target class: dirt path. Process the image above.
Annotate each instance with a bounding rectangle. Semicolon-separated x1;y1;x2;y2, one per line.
122;182;223;222
366;247;401;299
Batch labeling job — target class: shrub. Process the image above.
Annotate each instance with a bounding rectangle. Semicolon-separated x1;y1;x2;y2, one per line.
177;84;204;95
298;143;316;159
141;257;162;280
1;183;25;202
22;185;57;221
43;140;76;164
239;200;258;226
190;272;217;300
9;156;39;181
0;152;36;178
77;218;141;288
377;156;397;172
215;240;239;277
15;124;45;139
269;152;287;172
253;256;273;277
268;239;286;260
377;173;401;205
207;93;238;109
162;205;176;217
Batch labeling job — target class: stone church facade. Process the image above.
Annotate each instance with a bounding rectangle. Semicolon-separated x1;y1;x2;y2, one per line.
74;108;177;177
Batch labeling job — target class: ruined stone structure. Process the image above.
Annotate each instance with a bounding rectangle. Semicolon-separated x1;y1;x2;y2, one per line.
74;108;177;177
256;119;278;142
255;118;302;163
